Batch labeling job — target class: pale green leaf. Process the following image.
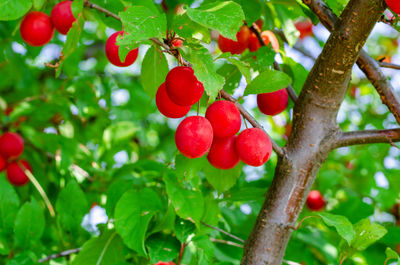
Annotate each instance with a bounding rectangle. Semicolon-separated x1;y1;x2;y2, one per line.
0;0;32;21
319;212;354;245
244;70;292;95
141;46;169;98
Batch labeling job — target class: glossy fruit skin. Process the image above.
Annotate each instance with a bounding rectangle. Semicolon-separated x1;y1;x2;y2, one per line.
165;66;204;106
6;160;32;186
105;31;139;67
20;11;55;46
248;32;269;52
218;26;250;54
156;83;191;118
172;39;183;48
0;132;24;159
386;0;400;14
175;116;213;159
235;128;272;167
0;155;6;172
257;88;288;116
207;136;239;169
306;190;325;211
51;0;76;35
295;20;313;39
205;101;241;138
262;31;279;52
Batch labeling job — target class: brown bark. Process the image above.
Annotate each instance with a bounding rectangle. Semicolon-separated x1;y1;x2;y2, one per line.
241;1;386;264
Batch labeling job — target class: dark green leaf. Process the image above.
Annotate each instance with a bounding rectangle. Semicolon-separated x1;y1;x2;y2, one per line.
141;46;169;98
244;70;292;95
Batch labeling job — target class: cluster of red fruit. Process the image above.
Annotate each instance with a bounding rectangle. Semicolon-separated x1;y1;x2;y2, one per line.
0;132;32;186
156;66;274;168
20;0;76;46
218;24;280;55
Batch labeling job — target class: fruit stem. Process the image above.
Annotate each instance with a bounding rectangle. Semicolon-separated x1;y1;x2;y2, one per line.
18;162;56;218
197;101;200;116
177;243;186;265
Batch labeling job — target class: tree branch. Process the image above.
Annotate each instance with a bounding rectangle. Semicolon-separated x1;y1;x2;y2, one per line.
303;0;400;125
379;61;400;70
200;221;245;243
38;248;82;263
336;128;400;148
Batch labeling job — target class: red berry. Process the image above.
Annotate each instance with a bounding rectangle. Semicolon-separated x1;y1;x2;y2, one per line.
205;101;241;138
257;88;288;116
105;31;139;67
218;26;250;54
235;128;272;167
154;262;175;265
175;116;213;158
306;190;325;211
6;160;32;186
0;155;6;172
165;66;204;106
156;83;191;118
51;0;76;35
207;136;239;169
172;39;183;48
295;20;313;39
386;0;400;14
0;132;24;159
20;11;55;46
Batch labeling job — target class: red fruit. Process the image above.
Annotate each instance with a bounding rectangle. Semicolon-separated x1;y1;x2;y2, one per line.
51;0;76;35
175;116;213;158
105;31;139;67
156;83;191;118
262;31;279;52
295;20;313;39
386;0;400;14
6;160;32;186
0;132;24;159
0;155;6;172
154;262;175;265
235;128;272;167
172;39;183;48
207;136;239;170
306;190;325;211
205;101;241;138
20;11;55;46
248;32;269;52
257;88;288;116
165;66;204;106
218;26;250;54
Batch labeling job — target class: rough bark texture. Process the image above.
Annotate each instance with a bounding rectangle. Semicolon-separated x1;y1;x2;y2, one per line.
241;1;386;264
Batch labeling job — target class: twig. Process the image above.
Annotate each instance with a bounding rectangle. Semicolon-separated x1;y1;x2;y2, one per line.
249;25;298;102
210;238;244;248
220;90;285;157
19;162;56;218
177;243;186;265
83;0;121;21
200;221;245;244
336;128;400;148
379;61;400;70
38;247;82;263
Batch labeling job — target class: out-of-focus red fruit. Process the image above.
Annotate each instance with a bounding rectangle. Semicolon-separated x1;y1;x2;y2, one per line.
218;26;251;54
248;32;269;52
154;262;176;265
257;89;288;116
295;19;313;39
235;128;272;167
205;101;241;138
306;190;325;211
4;107;14;116
0;155;6;172
165;66;204;106
175;116;213;158
207;136;240;170
0;132;24;159
51;0;76;34
386;0;400;15
156;83;191;118
20;11;55;46
254;19;263;30
172;39;183;48
262;31;279;52
105;31;139;67
6;160;32;186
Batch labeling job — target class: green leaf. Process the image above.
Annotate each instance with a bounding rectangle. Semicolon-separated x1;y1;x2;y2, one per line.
56;181;88;237
385;247;400;263
244;70;292;96
252;46;275;72
118;6;167;45
318;212;354;245
103;121;139;149
6;252;36;265
163;172;204;224
232;0;262;25
350;219;387;251
0;0;32;21
147;233;181;264
175;217;196;243
175;154;205;182
72;230;124;265
216;63;242;95
14;199;45;249
32;0;45;10
105;180;132;217
226;57;251;83
0;177;20;236
114;188;163;256
203;162;243;193
141;46;169;98
186;1;245;40
281;56;308;95
185;43;225;101
171;13;211;43
71;0;84;18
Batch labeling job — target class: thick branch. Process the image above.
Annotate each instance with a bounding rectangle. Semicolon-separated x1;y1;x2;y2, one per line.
336;128;400;148
303;0;400;125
